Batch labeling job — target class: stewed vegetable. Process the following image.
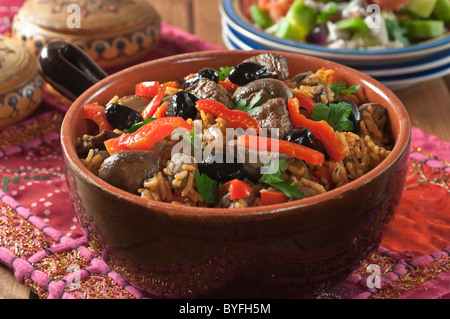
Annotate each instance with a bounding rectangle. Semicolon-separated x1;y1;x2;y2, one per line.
78;53;393;208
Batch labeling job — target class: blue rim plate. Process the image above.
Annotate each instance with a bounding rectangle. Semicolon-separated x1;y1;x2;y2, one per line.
220;0;450;62
223;17;450;76
222;27;450;91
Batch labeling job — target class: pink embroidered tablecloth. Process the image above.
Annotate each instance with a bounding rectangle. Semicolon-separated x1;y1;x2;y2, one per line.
1;1;450;299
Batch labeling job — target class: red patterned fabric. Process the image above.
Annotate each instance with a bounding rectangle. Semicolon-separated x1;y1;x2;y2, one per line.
1;1;450;299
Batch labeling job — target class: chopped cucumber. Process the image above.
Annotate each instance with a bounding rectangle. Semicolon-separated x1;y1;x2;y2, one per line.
274;18;306;41
335;17;369;33
407;20;445;39
285;0;316;33
434;0;450;23
405;0;437;18
250;5;273;29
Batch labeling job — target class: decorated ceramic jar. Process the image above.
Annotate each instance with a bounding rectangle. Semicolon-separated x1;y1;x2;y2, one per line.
11;0;161;70
0;36;43;130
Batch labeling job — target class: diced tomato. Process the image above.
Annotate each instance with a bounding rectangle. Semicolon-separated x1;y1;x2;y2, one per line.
222;179;253;200
260;191;289;206
268;0;291;22
83;102;113;131
135;81;160;98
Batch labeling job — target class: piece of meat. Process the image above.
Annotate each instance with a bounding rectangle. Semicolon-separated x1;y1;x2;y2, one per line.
185;77;233;108
252;98;294;140
243;53;289;81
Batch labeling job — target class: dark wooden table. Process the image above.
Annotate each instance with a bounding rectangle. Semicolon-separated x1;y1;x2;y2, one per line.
1;0;449;299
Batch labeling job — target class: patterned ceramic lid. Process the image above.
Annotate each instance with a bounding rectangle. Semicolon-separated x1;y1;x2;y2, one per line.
17;0;157;34
0;36;37;94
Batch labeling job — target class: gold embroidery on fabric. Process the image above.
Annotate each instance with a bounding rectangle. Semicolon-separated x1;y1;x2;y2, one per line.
65;273;136;299
371;256;450;299
0;201;54;259
32;250;90;280
0;113;63;150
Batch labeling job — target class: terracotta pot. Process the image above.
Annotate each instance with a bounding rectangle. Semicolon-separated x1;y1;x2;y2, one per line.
39;43;411;297
12;0;161;70
0;36;43;129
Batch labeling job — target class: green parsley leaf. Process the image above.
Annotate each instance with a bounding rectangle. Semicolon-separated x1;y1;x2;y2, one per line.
126;117;157;134
175;128;202;150
218;66;233;81
194;171;222;204
233;91;264;116
384;17;410;47
317;5;338;23
311;102;354;132
259;159;304;200
330;81;360;96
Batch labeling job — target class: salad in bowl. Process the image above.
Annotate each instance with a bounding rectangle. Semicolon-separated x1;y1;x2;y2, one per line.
244;0;449;50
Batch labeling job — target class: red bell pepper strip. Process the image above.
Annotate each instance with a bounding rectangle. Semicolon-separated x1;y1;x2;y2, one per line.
237;135;324;166
222;179;253;200
154;101;168;118
292;92;316;114
161;81;179;89
219;79;239;93
260;191;289;206
141;88;165;119
288;97;349;162
83;102;113;132
196;99;262;133
104;117;193;155
135;81;160;98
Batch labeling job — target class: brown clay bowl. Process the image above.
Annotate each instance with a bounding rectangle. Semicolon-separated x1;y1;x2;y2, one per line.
39;42;411;298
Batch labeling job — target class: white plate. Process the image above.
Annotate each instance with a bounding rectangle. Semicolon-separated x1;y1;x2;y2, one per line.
220;0;450;67
223;27;450;91
223;18;450;81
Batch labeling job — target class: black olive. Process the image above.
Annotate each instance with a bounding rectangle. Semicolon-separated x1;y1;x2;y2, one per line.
182;68;219;89
228;62;271;86
104;103;143;131
285;127;328;159
198;152;246;183
330;98;361;133
285;127;317;149
167;91;199;120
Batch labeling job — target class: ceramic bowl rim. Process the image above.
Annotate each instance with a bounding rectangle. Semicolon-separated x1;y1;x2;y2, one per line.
61;50;411;220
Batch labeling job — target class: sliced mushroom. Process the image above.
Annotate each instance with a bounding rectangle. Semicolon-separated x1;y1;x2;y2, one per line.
287;72;314;87
117;95;151;114
242;53;289;81
232;78;294;104
98;150;161;194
